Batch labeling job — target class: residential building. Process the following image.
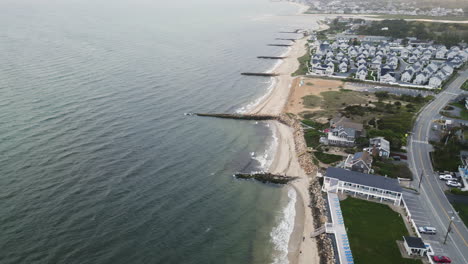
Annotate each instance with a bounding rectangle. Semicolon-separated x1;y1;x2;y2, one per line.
366;137;390;158
344;152;373;173
325;126;358;147
400;70;414;83
322;167;403;206
403;236;428;257
428;76;443;88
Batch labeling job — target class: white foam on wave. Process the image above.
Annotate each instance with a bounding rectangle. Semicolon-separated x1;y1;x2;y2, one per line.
270;187;297;264
236;45;290;114
236;77;277;114
252;123;278;171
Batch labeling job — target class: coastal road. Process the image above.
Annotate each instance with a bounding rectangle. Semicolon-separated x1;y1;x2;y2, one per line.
407;70;468;263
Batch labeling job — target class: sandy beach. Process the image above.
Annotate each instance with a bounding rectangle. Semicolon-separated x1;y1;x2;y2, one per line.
248;27;320;263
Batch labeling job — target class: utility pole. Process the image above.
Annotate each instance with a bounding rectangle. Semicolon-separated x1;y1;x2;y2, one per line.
443;216;455;244
418;171;424;190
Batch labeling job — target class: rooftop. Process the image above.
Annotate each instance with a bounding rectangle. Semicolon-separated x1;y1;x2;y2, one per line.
403;236;426;249
326;167;402;193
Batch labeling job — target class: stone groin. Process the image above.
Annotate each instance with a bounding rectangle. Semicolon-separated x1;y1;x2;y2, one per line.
275;38;296;42
257;56;287;59
234;173;298;184
267;44;292;47
241;72;280;77
194;113;278;121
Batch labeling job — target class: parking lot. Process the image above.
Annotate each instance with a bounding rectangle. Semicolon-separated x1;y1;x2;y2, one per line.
403;189;462;258
346;82;436;97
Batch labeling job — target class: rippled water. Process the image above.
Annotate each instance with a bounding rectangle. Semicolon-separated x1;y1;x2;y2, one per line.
0;0;310;263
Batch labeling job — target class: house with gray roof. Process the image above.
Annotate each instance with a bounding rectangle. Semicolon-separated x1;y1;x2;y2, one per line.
428;75;443;88
400;70;414;83
366;137;390;158
344;152;373;174
322;167;403;206
326;126;358;147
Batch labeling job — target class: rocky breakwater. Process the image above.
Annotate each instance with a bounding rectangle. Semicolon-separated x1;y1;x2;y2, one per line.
279;114;335;264
234;173;298;184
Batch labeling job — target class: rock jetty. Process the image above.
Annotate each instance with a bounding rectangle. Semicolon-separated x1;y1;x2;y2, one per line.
234;173;298;184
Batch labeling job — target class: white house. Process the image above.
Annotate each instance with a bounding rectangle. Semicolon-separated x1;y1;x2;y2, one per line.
400;70;414;83
380;72;396;83
413;72;428;85
428;76;443;88
322;167;403;206
339;62;348;73
435;47;447;59
325;126;357;147
366;137;390;158
403;236;428;257
356;67;368;81
408;54;418;64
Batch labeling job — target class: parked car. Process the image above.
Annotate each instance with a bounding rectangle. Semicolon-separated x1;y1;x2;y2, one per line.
432;255;451;263
418;226;437;234
446;180;462;188
439;174;454;181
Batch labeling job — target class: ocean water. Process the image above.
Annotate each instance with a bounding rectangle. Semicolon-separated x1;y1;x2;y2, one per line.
0;0;313;263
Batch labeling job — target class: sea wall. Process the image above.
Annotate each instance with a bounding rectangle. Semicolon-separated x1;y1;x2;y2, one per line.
279;114;335;264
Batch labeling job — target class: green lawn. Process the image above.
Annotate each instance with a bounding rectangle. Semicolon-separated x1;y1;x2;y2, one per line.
461;80;468;91
341;198;422;264
452;203;468;227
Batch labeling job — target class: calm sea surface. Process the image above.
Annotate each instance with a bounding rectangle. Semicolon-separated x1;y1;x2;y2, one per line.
0;0;311;263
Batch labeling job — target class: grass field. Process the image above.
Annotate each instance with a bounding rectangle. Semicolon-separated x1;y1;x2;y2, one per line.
302;95;322;108
452;203;468;227
341;198;422;264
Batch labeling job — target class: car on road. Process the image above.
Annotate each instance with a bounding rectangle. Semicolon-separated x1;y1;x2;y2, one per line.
418;226;437;234
446;180;462;188
432;255;452;263
439;174;454;181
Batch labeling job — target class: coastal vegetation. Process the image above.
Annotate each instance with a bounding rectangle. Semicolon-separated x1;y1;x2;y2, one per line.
304;129;325;149
461;80;468;91
373;159;413;179
355;20;468;47
431;132;466;171
301;90;431;151
452;202;468;227
440;100;468;120
292;46;311;76
313;151;343;164
449;188;468;196
302;95;322;108
341;198;422;264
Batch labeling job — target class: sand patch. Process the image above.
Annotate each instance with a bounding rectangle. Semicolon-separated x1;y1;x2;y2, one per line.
284;78;345;115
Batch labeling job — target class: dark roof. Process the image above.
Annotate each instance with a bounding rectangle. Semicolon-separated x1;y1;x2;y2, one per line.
404;236;426;249
326;167;402;193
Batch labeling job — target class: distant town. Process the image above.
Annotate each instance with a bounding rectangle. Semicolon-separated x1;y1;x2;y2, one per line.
305;0;465;17
307;18;468;89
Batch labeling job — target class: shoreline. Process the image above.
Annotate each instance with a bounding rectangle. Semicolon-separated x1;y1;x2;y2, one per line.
247;21;320;263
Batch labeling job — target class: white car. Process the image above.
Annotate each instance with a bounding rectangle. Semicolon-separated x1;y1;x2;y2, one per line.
439;174;454;181
418;226;437;234
446;180;461;188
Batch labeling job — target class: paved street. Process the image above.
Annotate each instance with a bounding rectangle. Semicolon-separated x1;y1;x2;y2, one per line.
407;69;468;263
